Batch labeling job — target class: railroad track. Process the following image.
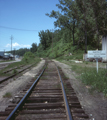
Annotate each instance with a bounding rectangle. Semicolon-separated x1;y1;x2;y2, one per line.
0;61;89;120
2;64;25;74
0;63;37;84
0;64;10;70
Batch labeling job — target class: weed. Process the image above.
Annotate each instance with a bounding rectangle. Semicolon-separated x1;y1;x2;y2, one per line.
41;76;47;79
58;66;61;69
81;68;107;96
64;83;69;94
85;62;88;64
62;75;69;80
12;69;17;74
3;92;12;98
56;84;61;88
43;73;48;75
0;56;41;77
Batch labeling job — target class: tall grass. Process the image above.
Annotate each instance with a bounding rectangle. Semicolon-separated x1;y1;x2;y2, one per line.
81;68;107;96
58;59;107;96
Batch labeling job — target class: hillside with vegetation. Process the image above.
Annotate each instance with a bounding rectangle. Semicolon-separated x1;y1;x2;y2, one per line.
35;0;107;60
10;0;107;60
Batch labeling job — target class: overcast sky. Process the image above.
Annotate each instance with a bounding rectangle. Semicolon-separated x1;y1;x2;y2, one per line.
0;0;60;51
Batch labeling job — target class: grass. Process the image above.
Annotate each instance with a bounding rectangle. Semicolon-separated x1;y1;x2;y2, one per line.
0;56;41;76
12;69;17;74
56;84;61;88
3;92;12;98
0;60;14;63
57;59;107;96
81;68;107;96
40;76;47;79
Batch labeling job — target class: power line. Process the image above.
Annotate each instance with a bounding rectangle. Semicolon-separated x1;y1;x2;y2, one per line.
0;25;39;31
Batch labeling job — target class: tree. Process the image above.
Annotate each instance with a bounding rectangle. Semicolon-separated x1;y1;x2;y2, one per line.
30;43;37;53
38;30;52;50
89;0;107;49
15;48;30;56
46;0;77;46
46;0;107;52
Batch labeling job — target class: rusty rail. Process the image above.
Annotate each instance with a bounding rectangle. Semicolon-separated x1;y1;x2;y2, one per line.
6;65;47;120
56;64;73;120
0;63;36;84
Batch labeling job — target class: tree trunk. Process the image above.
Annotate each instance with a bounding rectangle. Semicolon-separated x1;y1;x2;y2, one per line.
72;19;75;46
97;29;99;50
85;29;87;53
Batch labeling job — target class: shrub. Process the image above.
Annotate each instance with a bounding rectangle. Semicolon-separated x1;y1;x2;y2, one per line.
81;68;107;96
3;92;12;98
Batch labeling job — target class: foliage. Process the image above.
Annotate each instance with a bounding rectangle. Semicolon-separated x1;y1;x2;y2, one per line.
38;30;52;50
3;92;12;98
30;43;37;53
81;68;107;96
46;0;107;52
12;69;17;74
0;52;41;76
15;48;30;56
22;51;35;63
7;42;38;56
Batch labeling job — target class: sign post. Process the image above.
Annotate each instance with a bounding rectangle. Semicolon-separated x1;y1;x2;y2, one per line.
96;58;98;73
88;50;106;73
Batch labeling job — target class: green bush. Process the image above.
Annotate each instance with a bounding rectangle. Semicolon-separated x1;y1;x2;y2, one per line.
3;92;12;98
81;68;107;96
22;52;35;63
12;69;17;74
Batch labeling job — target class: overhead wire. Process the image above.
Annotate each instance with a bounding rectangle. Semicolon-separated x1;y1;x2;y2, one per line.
0;25;39;31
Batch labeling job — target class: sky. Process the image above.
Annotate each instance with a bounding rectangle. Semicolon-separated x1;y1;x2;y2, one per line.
0;0;60;51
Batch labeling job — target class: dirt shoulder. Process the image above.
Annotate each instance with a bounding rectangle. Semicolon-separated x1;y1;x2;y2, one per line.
54;60;107;120
0;59;45;111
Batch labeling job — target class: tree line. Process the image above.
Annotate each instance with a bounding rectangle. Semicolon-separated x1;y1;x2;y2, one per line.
6;43;37;56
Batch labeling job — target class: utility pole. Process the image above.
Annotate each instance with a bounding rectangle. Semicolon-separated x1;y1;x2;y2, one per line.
10;35;13;54
51;29;54;54
14;48;15;60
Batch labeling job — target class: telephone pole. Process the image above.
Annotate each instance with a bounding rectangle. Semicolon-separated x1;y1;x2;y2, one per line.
51;29;54;53
10;35;13;54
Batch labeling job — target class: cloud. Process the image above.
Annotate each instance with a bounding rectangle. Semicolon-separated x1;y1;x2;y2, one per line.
5;44;11;47
5;42;31;48
12;42;20;47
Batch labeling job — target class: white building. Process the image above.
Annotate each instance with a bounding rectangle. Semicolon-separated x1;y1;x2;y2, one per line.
102;35;107;62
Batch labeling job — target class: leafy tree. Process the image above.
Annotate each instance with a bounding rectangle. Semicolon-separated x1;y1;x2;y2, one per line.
75;0;107;50
38;30;52;50
15;48;30;56
30;43;37;53
46;0;77;46
46;0;107;52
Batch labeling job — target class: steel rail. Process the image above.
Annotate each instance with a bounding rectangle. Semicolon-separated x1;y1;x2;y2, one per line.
56;64;73;120
0;63;36;84
6;65;47;120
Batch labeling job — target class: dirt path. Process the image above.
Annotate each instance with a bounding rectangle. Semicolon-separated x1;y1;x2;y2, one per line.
0;60;45;111
54;60;107;120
